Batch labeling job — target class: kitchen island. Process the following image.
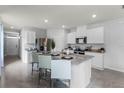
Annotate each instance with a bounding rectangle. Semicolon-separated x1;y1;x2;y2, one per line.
36;52;93;88
52;54;93;88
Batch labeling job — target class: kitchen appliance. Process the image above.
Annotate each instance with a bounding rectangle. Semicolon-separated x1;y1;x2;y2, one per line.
74;48;85;55
76;36;87;44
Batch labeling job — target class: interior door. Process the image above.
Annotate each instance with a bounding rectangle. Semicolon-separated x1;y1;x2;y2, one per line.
6;38;19;56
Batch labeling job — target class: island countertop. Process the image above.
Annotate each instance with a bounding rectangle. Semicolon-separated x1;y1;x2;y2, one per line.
35;52;94;64
51;54;93;64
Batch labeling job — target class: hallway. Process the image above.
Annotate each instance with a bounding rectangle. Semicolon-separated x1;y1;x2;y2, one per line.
1;56;43;88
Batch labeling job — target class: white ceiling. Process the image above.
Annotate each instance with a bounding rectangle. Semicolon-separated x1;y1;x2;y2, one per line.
0;5;124;30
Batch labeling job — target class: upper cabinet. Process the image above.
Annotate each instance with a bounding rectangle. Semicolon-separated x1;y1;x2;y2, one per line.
67;26;104;44
87;27;104;44
76;26;87;38
27;31;36;44
67;26;87;44
67;31;76;44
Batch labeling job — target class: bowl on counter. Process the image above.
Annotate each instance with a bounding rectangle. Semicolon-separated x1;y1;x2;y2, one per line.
61;56;73;60
51;53;60;56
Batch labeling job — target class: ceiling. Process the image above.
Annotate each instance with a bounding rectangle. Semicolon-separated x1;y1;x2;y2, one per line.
0;5;124;30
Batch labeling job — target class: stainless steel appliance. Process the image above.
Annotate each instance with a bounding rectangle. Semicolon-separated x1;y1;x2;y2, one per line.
76;36;87;44
74;48;85;55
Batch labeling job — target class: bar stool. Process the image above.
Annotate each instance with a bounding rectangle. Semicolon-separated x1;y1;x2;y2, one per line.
38;55;52;86
31;53;39;75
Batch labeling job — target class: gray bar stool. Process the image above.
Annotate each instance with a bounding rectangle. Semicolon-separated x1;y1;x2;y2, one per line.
31;53;39;75
38;55;52;86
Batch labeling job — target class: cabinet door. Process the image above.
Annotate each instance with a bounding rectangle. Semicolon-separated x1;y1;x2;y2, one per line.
92;53;104;70
76;26;87;38
87;27;104;43
27;31;36;44
95;27;104;43
67;32;76;44
86;29;93;43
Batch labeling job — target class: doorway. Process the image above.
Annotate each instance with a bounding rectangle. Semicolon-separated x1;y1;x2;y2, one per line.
5;37;19;56
4;31;20;66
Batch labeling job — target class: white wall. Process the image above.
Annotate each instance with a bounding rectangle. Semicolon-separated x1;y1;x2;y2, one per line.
104;18;124;72
47;29;67;51
88;18;124;72
4;37;7;56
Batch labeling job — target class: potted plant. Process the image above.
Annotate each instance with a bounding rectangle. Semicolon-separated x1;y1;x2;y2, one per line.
51;39;55;51
46;39;55;52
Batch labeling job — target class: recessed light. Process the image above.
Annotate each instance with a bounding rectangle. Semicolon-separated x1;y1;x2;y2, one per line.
10;26;14;29
92;14;96;18
44;19;48;23
62;25;65;28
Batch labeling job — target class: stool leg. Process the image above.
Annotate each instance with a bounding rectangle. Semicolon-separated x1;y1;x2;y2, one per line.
37;62;39;71
51;79;54;88
68;80;70;88
38;68;41;85
32;63;33;75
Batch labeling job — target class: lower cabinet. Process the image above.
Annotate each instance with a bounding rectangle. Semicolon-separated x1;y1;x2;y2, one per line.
85;52;104;70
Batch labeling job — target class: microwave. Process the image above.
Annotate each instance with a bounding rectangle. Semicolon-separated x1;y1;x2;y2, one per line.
76;37;87;44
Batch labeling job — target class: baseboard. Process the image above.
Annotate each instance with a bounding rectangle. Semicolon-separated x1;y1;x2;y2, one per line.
92;65;104;70
104;66;124;73
92;67;104;70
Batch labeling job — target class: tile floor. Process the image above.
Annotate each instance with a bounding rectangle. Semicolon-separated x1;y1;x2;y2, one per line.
88;68;124;88
0;56;66;88
1;56;124;88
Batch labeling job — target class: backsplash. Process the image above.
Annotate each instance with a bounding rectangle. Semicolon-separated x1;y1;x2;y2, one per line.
67;43;105;50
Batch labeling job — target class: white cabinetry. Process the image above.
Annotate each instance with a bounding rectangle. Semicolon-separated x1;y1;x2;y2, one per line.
67;26;87;44
85;52;104;70
26;31;35;63
27;31;36;44
67;32;76;44
87;27;104;44
76;26;87;38
71;58;91;88
67;26;104;44
21;30;36;63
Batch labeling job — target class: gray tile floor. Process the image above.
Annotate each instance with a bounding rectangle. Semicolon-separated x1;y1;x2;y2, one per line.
0;56;66;88
1;56;124;88
88;68;124;88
